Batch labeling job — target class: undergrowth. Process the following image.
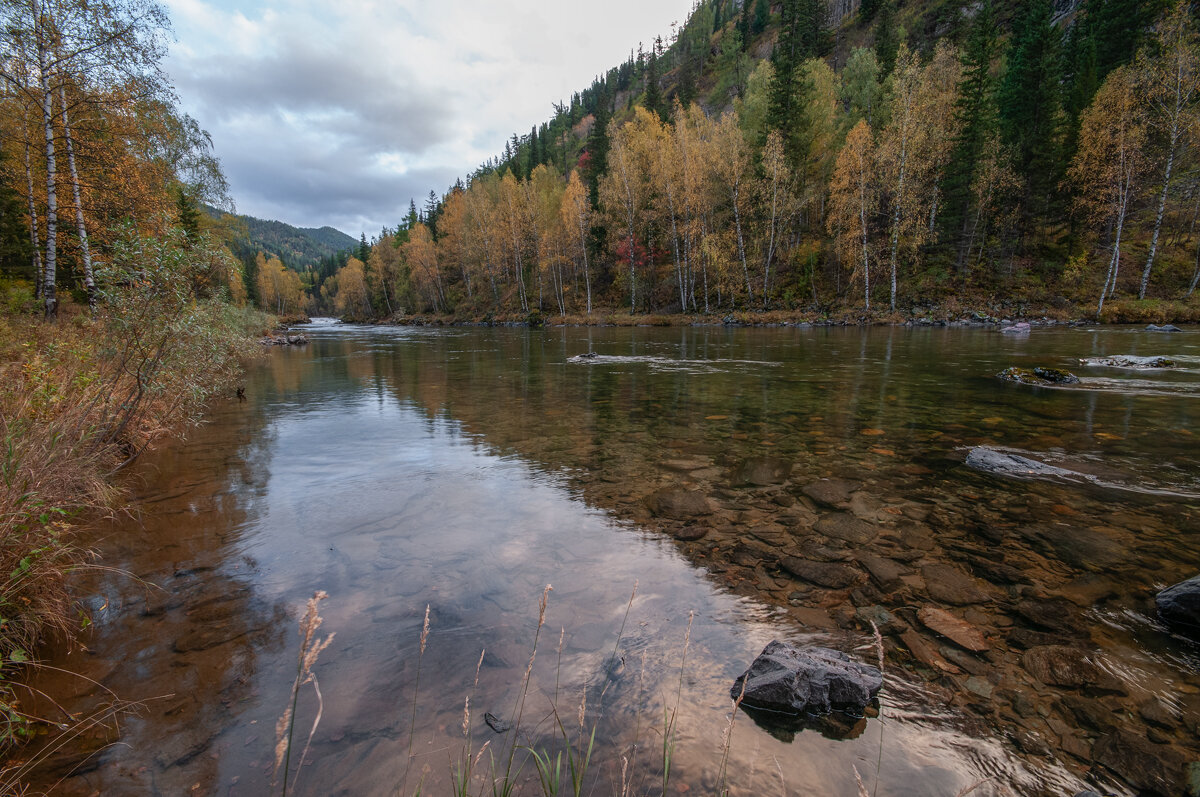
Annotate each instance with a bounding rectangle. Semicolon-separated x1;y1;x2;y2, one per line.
0;225;271;751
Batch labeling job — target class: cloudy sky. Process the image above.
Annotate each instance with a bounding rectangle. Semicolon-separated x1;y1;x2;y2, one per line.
164;0;691;237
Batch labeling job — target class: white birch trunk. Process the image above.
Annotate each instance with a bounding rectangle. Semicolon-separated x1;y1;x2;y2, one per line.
60;85;95;309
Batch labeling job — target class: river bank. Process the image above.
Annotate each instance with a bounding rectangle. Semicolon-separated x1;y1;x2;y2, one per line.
0;281;272;758
366;295;1200;330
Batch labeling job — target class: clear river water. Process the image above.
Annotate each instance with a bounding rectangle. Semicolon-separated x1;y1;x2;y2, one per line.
18;320;1200;797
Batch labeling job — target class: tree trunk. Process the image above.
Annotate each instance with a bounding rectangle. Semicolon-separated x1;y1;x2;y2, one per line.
37;37;58;319
888;138;908;313
577;212;592;315
732;182;752;305
60;85;95;309
22;113;43;298
763;169;780;309
860;174;871;313
1141;128;1179;299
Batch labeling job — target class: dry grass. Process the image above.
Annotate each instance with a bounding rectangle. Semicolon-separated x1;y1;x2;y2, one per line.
0;253;270;750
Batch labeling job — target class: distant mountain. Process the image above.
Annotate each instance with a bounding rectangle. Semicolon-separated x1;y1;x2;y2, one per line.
207;206;358;269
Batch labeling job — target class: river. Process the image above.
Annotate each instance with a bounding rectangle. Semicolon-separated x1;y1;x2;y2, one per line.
18;321;1200;796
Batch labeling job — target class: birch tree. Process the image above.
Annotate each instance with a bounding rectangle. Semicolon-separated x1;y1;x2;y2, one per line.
560;170;592;314
1137;4;1200;298
828;120;878;311
1069;66;1146;314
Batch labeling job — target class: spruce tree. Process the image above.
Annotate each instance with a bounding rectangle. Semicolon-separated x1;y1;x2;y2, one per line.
584;85;611;206
738;0;752;50
752;0;769;35
527;124;540;174
797;0;829;58
940;0;999;268
767;0;804;144
875;0;899;77
175;187;201;243
998;0;1062;225
359;233;370;264
645;38;667;121
1087;0;1167;79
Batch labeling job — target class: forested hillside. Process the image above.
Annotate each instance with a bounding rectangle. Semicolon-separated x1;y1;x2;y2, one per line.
211;208;357;270
310;0;1200;323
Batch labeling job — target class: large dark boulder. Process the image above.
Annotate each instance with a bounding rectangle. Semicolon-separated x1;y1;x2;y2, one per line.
731;641;882;717
1156;575;1200;637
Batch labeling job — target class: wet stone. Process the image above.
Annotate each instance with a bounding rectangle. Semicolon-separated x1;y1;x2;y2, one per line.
921;563;991;605
800;479;862;508
1020;525;1126;570
671;525;709;541
858;553;908;592
1007;629;1070;650
779;557;865;589
941;646;989;676
855;605;907;635
732;457;793;486
900;629;960;675
1140;697;1180;729
898;523;935;551
814;513;878;545
1060;694;1117;733
1156;574;1200;638
1015;598;1081;633
731;641;883;716
645;489;713;519
917;607;989;652
794;538;851;562
965;676;993;699
1022;646;1108;689
1093;730;1187;796
967;556;1029;585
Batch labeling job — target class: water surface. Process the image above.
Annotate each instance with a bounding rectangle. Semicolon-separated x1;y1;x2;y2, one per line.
21;322;1200;796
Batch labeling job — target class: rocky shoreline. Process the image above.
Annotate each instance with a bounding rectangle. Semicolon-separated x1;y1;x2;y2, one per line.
575;459;1200;797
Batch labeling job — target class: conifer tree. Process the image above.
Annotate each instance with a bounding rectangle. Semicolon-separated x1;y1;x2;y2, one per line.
645;38;666;121
752;0;769;36
875;0;899;77
584;85;611;206
738;0;753;50
997;0;1062;227
767;0;805;146
940;0;999;269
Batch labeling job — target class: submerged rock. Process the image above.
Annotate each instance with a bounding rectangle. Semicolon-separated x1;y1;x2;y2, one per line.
813;513;878;545
1146;324;1182;333
921;563;991;605
567;352;599;363
645;489;712;519
997;366;1080;385
732;457;793;486
1093;730;1187;796
965;447;1080;482
1000;322;1031;334
800;478;861;508
1081;355;1176;369
731;641;882;716
1022;645;1120;690
779;557;864;589
917;607;989;652
1156;574;1200;637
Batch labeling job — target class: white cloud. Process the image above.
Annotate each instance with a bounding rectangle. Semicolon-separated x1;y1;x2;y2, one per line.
164;0;691;235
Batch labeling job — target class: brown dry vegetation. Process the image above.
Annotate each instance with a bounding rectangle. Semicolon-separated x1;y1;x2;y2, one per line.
0;231;270;745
